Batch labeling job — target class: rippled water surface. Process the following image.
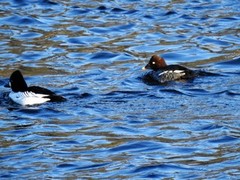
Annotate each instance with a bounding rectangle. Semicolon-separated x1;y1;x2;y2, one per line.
0;0;240;179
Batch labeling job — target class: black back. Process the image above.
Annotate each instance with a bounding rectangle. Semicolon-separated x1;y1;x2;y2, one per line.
9;70;28;92
28;86;55;95
28;86;66;102
162;65;189;71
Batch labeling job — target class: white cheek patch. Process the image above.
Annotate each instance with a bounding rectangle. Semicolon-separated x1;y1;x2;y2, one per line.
152;61;156;64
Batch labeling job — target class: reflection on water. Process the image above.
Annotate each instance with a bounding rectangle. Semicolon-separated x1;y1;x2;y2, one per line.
0;0;240;179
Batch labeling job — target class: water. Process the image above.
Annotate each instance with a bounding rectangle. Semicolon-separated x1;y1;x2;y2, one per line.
0;0;240;179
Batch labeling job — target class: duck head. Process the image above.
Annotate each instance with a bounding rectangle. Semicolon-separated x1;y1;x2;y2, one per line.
9;70;28;92
142;55;167;71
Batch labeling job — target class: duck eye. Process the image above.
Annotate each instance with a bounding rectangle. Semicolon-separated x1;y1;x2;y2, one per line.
152;61;156;65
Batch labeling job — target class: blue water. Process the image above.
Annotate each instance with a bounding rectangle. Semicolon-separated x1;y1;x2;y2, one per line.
0;0;240;179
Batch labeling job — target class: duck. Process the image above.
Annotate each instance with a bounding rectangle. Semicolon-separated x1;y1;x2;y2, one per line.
7;70;66;105
142;55;198;83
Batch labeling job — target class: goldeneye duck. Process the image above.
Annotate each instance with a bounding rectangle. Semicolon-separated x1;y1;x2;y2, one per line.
142;55;196;83
7;70;66;106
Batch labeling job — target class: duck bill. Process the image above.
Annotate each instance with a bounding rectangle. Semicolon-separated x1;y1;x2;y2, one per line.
142;64;150;70
4;82;10;88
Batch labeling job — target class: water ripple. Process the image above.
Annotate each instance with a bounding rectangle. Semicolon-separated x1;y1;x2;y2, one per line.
0;0;240;179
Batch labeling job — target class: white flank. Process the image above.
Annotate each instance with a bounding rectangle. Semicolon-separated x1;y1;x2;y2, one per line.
173;70;186;75
159;70;185;77
158;70;186;83
158;71;168;76
9;91;50;106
